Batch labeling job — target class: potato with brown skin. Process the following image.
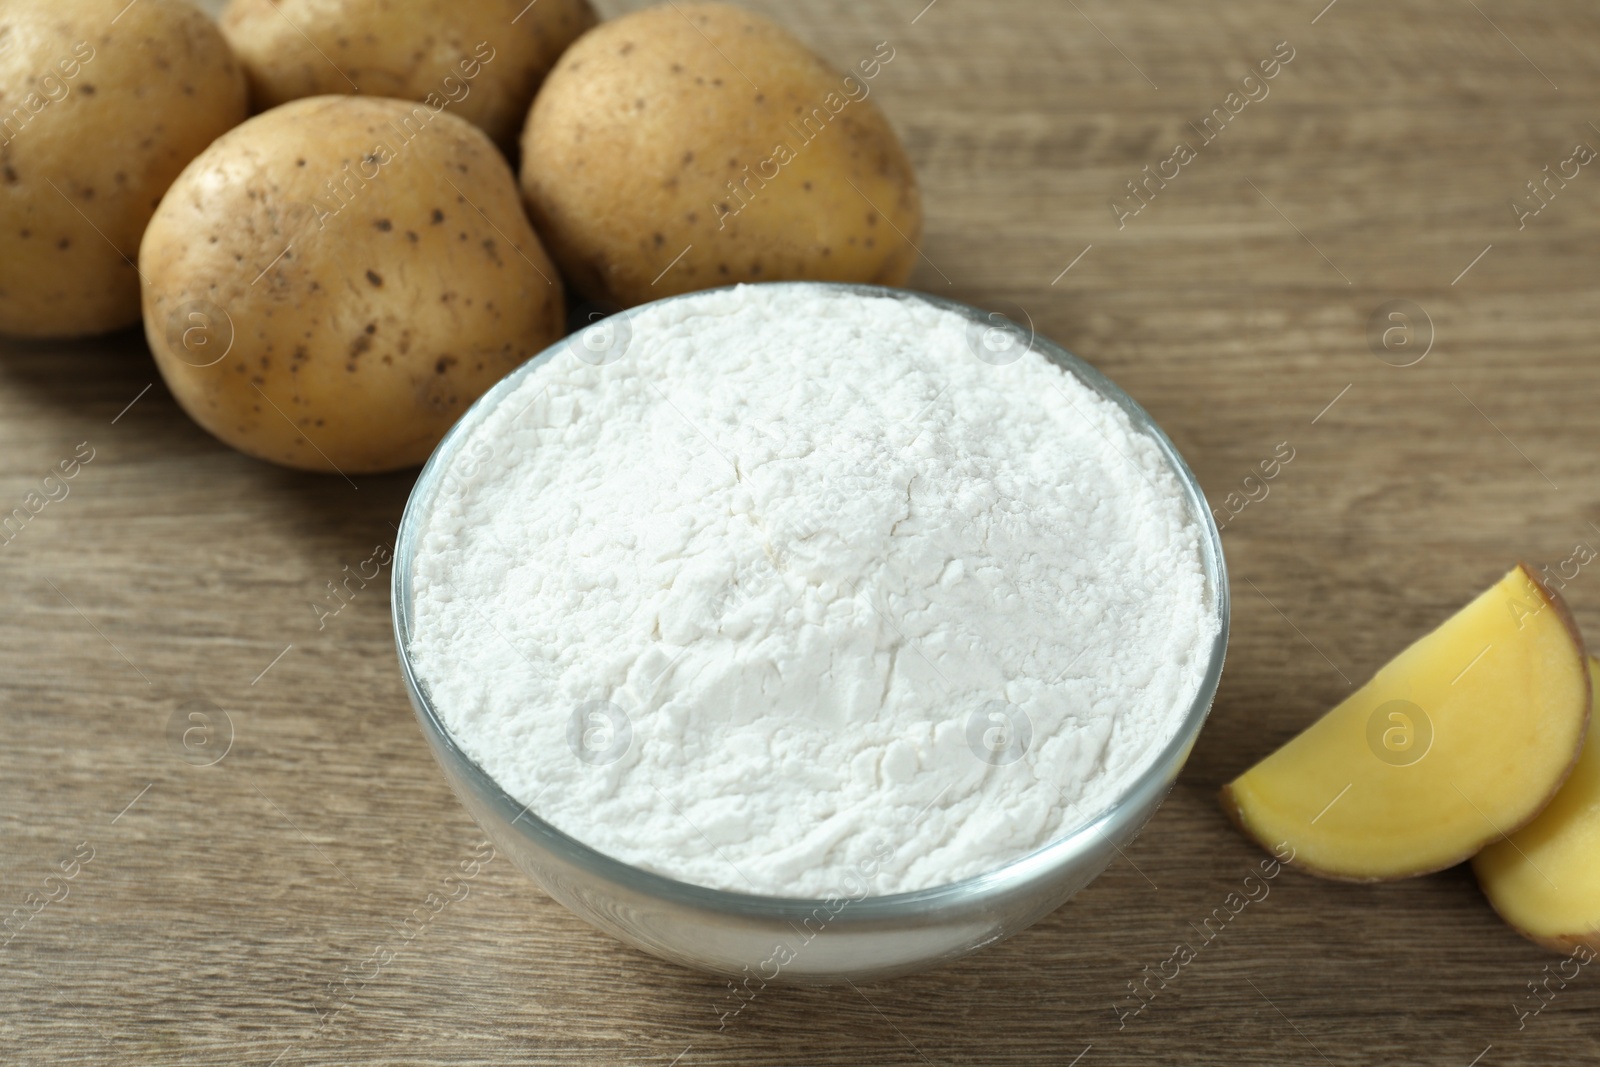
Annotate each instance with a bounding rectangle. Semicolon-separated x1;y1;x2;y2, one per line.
0;0;248;338
520;2;922;307
220;0;597;150
140;96;563;475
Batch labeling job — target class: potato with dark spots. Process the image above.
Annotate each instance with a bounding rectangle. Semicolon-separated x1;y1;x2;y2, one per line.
0;0;248;337
519;2;922;306
140;96;563;475
220;0;597;151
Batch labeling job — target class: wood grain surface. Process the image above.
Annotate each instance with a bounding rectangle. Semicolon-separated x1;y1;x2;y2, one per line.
4;0;1600;1064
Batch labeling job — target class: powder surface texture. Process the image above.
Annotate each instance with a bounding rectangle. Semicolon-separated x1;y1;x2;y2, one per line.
408;285;1216;897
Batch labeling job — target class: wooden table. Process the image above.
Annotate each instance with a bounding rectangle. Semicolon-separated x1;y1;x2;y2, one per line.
4;1;1598;1063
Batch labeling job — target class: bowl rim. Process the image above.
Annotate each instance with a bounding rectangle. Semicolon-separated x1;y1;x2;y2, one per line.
391;281;1229;923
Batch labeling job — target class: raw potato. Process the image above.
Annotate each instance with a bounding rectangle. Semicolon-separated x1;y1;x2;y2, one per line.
1221;564;1590;881
0;0;248;338
140;96;563;475
1475;657;1600;954
220;0;597;149
520;1;922;307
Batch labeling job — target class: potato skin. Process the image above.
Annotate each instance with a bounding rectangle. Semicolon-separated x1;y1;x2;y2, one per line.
0;0;248;338
140;96;563;475
520;2;923;307
220;0;597;150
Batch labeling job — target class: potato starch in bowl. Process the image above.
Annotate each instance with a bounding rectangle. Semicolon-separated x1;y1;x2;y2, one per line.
408;285;1216;897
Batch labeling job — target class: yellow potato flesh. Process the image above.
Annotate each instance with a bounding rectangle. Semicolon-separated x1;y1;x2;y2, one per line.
1222;565;1589;881
1474;658;1600;952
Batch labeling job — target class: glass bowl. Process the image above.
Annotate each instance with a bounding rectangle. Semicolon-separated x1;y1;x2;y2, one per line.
391;282;1229;984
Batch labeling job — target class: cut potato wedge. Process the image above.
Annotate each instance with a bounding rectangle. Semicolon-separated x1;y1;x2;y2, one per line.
1221;564;1589;881
1474;657;1600;953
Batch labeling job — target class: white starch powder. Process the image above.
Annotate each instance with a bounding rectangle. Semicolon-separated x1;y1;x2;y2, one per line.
408;285;1216;897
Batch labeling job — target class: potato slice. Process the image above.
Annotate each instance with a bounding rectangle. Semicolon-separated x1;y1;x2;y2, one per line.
1474;657;1600;952
1221;564;1589;881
